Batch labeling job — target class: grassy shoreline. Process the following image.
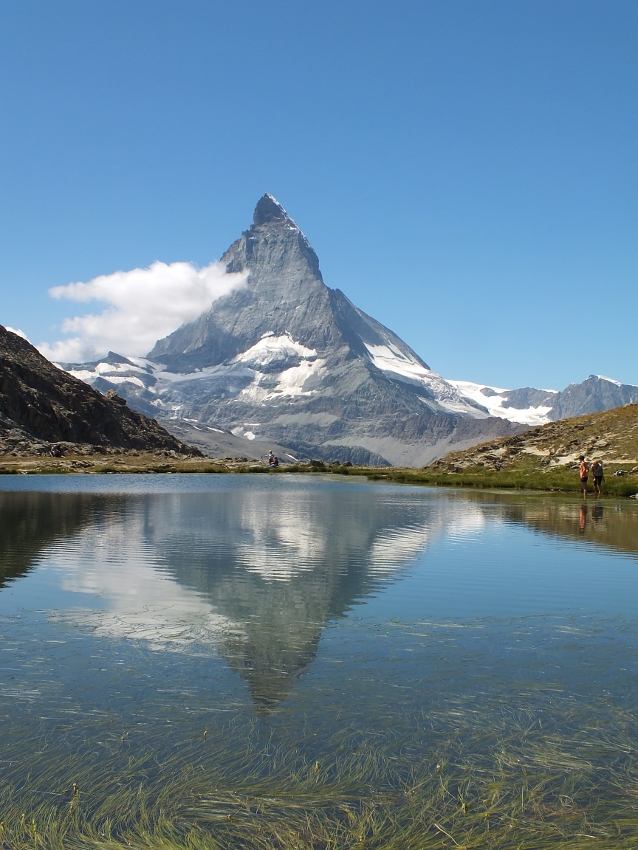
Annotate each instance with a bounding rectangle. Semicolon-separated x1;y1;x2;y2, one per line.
1;451;637;497
362;464;638;498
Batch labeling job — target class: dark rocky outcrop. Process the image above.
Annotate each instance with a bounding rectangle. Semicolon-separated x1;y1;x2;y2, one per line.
0;325;200;456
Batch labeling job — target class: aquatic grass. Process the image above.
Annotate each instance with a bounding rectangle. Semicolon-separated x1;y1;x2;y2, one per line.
5;678;638;849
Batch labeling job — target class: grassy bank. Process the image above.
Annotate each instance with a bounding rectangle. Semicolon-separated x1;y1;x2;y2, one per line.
0;453;232;476
261;461;638;498
1;452;637;497
375;403;638;498
364;462;638;498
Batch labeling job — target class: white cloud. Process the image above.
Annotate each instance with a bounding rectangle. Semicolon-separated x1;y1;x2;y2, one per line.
5;326;28;339
38;260;247;363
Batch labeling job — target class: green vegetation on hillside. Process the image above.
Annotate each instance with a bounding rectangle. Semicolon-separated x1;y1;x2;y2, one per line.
366;462;638;497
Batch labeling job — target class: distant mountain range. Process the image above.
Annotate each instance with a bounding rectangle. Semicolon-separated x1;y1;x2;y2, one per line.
450;375;638;426
56;195;638;466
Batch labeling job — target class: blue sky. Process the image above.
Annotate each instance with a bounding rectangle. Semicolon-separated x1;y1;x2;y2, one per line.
1;0;636;388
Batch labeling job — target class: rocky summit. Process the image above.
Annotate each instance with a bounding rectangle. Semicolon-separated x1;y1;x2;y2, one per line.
0;325;199;457
66;194;521;465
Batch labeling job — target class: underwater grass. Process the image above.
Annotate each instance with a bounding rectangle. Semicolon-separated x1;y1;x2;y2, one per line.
4;671;638;849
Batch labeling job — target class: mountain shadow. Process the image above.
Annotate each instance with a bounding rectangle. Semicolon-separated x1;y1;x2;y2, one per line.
0;491;104;589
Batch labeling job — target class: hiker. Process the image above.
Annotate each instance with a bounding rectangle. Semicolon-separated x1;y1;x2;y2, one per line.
268;451;279;468
579;455;590;498
592;459;604;496
50;444;64;458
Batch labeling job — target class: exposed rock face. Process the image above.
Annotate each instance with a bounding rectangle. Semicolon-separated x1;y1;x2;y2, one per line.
69;194;520;466
547;376;638;420
0;325;199;456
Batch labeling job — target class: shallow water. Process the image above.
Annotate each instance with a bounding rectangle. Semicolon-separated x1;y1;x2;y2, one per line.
2;474;638;847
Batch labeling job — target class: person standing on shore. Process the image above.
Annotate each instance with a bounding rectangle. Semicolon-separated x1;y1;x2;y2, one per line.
579;455;590;498
592;459;604;496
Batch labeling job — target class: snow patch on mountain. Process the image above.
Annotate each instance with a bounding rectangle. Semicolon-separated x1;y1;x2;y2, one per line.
448;380;555;426
231;426;258;440
364;342;430;384
233;333;317;368
596;375;622;386
64;333;328;417
98;374;147;389
364;343;489;418
273;359;327;396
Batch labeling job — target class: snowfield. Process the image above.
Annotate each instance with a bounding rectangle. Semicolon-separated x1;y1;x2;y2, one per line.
64;333;329;415
364;343;489;418
448;380;556;426
233;334;317;367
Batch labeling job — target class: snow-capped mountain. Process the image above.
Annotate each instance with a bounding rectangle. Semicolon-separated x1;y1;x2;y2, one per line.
62;194;521;465
450;375;638;426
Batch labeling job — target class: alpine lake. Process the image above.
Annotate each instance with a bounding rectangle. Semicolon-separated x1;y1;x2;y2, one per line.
2;474;638;849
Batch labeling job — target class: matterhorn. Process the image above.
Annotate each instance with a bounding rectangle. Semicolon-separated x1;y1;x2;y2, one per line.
67;194;521;464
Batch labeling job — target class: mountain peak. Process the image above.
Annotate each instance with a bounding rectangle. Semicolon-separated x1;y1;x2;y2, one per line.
253;194;297;227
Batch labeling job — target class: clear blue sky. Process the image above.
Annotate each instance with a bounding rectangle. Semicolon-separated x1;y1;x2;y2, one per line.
1;0;636;389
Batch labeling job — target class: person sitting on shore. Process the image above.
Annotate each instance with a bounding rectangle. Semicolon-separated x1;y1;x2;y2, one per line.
579;455;590;498
592;459;604;496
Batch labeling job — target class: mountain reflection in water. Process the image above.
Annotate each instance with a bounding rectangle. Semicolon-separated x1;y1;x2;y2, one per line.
0;480;448;709
2;477;638;710
4;477;638;850
140;485;444;708
0;491;101;588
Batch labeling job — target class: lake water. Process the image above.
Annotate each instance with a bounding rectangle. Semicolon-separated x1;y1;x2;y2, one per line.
2;474;638;848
